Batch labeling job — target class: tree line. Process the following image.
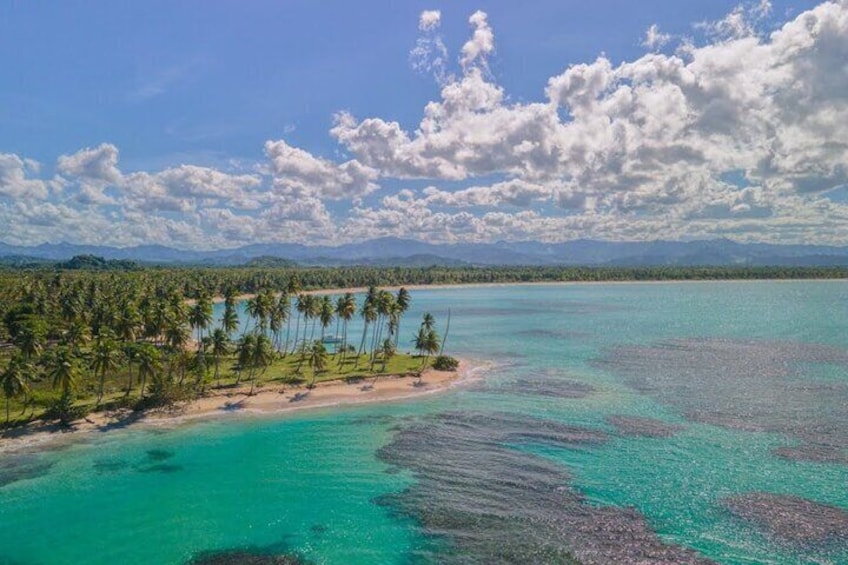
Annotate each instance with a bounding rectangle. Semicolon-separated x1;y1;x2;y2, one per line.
0;269;439;426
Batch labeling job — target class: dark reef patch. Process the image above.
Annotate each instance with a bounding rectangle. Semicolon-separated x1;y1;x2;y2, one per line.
516;328;591;340
596;338;848;461
724;492;848;546
92;458;129;473
492;377;596;399
137;463;183;474
773;444;848;465
378;411;713;564
145;448;175;461
0;455;54;488
606;415;683;438
186;549;310;565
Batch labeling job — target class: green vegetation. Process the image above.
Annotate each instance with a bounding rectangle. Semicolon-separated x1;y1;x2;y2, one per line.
432;355;459;371
0;261;843;429
0;270;431;429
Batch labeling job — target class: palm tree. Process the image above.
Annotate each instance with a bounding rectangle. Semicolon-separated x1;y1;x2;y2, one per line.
136;344;162;398
209;328;232;388
188;294;213;349
370;290;395;370
336;293;356;368
394;287;411;347
1;356;28;424
319;295;334;340
307;340;328;388
292;293;307;355
91;331;122;405
221;295;240;336
379;338;396;375
249;334;275;396
414;315;440;382
235;334;256;385
61;319;90;352
356;288;378;367
46;347;82;425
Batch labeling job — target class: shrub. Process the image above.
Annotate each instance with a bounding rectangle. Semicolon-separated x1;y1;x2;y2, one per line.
432;355;459;371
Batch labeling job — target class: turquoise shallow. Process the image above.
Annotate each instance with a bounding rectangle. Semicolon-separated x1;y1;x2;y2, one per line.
2;281;847;564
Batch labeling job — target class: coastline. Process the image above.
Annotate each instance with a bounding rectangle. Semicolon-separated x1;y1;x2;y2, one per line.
0;359;483;455
212;277;844;304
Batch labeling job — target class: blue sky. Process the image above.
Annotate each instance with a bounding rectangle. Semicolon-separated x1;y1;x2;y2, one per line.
1;0;844;249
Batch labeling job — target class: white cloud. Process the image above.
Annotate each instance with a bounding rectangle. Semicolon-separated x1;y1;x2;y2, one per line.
419;10;441;31
642;24;672;50
0;154;50;200
460;10;495;72
411;9;450;84
3;2;848;248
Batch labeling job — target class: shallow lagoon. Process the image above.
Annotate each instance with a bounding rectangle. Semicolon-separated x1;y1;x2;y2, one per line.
2;281;847;564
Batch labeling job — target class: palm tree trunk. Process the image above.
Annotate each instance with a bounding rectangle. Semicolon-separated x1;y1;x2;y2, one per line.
355;321;369;368
291;311;301;355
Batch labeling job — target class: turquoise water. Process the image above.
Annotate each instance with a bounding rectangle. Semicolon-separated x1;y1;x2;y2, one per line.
2;281;847;564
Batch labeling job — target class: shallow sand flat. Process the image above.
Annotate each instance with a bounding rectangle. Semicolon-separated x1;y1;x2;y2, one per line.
0;360;483;455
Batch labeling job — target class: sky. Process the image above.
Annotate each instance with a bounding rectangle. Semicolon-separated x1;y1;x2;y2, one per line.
1;0;846;249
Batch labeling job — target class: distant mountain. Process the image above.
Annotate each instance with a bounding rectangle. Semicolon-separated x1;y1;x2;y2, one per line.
3;237;848;267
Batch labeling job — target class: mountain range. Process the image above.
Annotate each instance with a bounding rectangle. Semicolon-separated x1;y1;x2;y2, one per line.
3;237;848;267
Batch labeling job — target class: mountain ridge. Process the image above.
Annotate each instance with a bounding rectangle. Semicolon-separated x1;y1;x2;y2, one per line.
3;237;848;267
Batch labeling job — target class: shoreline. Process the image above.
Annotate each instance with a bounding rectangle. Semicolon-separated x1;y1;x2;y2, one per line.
212;277;844;303
0;359;484;455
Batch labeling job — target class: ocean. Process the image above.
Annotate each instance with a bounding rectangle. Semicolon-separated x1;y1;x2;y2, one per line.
1;281;847;564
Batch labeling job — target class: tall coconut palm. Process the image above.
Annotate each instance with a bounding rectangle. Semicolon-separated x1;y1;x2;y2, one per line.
370;291;395;370
235;334;256;385
136;344;162;398
1;356;28;424
394;287;411;347
292;293;307;355
284;276;301;354
91;331;122;405
356;287;378;367
336;293;356;368
319;296;334;340
249;334;275;396
221;295;240;336
46;347;82;425
414;314;440;382
209;328;231;387
307;340;328;388
189;295;213;349
275;293;291;355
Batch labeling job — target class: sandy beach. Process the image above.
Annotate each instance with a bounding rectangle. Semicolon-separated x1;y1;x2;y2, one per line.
0;360;482;455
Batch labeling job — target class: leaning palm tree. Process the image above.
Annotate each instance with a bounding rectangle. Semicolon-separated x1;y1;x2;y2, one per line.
394;287;411;347
1;356;28;424
356;296;377;368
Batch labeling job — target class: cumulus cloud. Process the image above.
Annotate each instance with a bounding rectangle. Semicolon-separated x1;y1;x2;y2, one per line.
3;2;848;248
419;9;441;31
460;10;495;72
0;154;50;200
